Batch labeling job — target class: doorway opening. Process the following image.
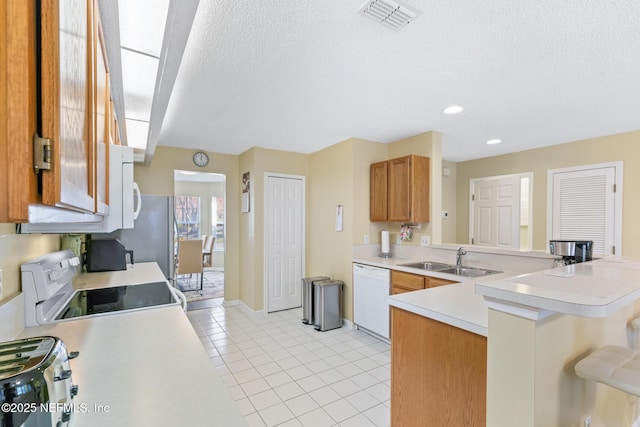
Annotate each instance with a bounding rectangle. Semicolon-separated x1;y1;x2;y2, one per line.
174;170;226;306
469;172;533;251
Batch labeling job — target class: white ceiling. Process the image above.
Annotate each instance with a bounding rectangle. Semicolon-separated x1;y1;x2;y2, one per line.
137;1;640;162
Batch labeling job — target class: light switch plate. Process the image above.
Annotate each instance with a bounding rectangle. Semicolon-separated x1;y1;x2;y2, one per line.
364;234;369;244
420;236;430;246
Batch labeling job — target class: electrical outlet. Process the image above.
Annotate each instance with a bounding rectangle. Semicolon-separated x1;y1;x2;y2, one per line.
420;236;430;246
364;234;369;244
396;235;402;244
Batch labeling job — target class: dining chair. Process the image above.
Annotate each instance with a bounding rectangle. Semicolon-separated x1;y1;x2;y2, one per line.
176;239;204;291
203;236;215;268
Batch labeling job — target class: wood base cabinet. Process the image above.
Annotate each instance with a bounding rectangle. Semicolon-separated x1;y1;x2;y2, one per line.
391;307;486;426
391;270;458;294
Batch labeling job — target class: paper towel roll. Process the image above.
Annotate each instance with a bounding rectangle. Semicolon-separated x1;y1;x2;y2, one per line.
381;231;390;254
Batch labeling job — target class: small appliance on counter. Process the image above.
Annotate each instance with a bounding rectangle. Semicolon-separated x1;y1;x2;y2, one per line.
0;336;79;427
549;240;594;265
21;250;186;327
85;238;134;272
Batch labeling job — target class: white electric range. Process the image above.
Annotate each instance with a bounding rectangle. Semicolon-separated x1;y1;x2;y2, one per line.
21;250;186;327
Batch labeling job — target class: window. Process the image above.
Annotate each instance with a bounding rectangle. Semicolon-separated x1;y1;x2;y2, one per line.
175;195;200;240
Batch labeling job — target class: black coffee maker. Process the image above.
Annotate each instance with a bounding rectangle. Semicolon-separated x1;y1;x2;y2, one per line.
549;240;594;265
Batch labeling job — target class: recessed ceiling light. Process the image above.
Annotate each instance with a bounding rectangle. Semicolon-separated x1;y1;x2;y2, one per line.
486;139;502;145
443;105;464;115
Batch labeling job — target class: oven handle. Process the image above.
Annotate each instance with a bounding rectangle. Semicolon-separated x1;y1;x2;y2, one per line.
170;286;187;312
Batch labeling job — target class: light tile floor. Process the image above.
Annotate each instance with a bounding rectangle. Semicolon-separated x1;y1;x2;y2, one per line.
187;303;391;427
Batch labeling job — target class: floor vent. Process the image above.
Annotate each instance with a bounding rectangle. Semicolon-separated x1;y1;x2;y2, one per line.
359;0;423;31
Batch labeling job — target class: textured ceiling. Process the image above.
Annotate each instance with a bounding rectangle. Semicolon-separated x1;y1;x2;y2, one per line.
152;0;640;162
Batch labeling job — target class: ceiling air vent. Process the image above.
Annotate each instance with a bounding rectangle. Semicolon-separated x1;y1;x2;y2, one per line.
359;0;422;31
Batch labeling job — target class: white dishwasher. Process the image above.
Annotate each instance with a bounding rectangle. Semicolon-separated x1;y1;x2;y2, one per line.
353;263;391;340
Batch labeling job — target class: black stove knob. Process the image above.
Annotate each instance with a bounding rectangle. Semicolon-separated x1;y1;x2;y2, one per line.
54;370;72;381
61;410;71;422
68;351;80;359
70;384;79;397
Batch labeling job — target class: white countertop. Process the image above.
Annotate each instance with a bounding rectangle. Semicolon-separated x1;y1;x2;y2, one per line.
353;256;514;336
387;281;489;336
476;257;640;317
16;263;246;427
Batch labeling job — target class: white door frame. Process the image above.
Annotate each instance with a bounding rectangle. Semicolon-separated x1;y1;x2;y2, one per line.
546;161;623;255
469;172;533;250
263;172;306;314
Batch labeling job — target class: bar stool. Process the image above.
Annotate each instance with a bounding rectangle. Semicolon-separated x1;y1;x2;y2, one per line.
574;320;640;426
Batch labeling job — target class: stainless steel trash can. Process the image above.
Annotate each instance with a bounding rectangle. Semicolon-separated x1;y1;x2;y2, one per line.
313;280;344;332
301;276;329;324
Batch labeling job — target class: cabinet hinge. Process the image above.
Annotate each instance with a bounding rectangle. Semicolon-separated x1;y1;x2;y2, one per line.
613;183;617;193
472;194;475;201
33;133;52;171
471;237;475;244
612;245;616;255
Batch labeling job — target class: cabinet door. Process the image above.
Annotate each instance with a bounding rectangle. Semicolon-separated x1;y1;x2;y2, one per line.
391;270;425;293
428;277;458;288
40;0;95;213
370;161;388;221
1;0;40;222
92;0;109;214
387;156;412;221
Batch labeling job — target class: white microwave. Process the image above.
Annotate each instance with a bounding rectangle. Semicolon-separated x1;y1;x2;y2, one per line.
19;145;141;233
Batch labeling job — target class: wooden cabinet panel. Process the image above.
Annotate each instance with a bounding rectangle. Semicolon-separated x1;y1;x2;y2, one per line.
2;0;115;222
92;0;109;214
388;156;411;221
391;307;487;426
1;0;40;222
370;155;430;223
428;277;458;288
391;270;426;292
370;161;388;221
41;0;95;213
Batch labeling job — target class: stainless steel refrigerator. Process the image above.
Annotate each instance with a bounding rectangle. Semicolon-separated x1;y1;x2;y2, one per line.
92;195;175;280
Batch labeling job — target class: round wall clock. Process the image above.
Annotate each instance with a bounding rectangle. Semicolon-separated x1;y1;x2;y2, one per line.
192;151;209;167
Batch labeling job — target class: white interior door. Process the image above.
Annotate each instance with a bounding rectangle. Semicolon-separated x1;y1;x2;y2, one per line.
549;164;619;255
472;175;521;249
266;175;304;312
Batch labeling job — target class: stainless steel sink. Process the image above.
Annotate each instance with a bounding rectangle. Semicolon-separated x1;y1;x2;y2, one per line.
399;261;453;271
436;266;502;278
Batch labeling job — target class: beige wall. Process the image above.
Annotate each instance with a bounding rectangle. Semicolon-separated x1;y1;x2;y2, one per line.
442;160;457;243
455;131;640;254
134;146;241;301
0;224;60;303
239;147;309;310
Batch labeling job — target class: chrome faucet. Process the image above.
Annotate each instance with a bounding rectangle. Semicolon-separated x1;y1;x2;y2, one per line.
456;247;467;268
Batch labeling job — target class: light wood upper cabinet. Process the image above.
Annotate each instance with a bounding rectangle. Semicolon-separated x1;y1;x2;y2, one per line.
91;0;109;214
370;155;430;223
369;161;388;221
0;0;40;222
1;0;114;222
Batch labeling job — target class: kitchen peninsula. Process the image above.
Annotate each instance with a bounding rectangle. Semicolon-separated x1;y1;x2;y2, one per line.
355;246;640;426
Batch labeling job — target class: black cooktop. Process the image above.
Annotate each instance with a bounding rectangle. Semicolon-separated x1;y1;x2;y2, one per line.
56;281;176;320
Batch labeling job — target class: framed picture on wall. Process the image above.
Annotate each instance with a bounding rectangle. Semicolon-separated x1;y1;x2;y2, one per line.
242;172;250;212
